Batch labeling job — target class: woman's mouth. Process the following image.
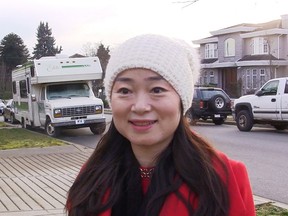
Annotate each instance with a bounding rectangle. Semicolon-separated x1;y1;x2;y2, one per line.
129;120;157;126
129;120;157;131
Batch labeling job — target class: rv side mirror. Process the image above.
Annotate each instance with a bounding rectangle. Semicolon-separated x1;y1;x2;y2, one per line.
31;94;36;102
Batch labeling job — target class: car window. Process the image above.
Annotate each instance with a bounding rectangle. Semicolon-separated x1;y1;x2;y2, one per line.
193;89;199;99
261;80;279;96
200;89;227;100
6;100;13;107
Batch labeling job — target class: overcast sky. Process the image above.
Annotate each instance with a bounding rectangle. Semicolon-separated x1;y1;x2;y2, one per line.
1;0;288;56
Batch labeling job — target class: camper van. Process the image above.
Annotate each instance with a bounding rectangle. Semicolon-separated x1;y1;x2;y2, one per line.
12;55;106;137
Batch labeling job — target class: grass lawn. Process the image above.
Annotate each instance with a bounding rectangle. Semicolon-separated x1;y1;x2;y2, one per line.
256;203;288;215
0;122;66;150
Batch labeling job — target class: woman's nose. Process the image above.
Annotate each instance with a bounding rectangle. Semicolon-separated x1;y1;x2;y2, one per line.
131;94;151;113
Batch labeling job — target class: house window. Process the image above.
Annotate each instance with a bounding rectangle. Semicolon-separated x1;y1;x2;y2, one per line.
252;69;257;89
260;69;266;86
252;37;269;55
199;76;203;85
203;71;208;84
224;38;235;57
205;43;218;59
209;71;215;84
246;69;251;89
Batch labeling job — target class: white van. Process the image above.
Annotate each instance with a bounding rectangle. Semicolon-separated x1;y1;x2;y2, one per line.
12;55;106;137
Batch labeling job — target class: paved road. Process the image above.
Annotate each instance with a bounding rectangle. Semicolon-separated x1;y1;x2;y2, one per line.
1;115;288;215
192;122;288;205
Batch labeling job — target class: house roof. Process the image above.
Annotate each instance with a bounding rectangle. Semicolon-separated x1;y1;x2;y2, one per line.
238;54;285;61
201;58;218;64
224;19;281;30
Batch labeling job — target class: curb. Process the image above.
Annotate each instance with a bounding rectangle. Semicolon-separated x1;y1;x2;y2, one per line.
253;195;288;209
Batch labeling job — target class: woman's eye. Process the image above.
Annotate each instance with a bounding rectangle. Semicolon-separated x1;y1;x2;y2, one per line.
152;87;165;94
117;88;130;94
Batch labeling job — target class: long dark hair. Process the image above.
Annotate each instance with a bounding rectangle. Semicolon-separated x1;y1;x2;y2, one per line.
66;117;230;216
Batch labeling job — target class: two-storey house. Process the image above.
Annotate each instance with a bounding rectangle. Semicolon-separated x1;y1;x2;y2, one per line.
193;14;288;97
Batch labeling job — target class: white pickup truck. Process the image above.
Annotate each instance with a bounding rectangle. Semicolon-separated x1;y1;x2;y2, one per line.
233;77;288;131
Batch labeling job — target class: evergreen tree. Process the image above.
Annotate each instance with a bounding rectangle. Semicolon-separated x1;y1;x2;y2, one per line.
0;33;30;69
0;33;29;97
82;42;110;102
32;22;62;59
96;43;110;77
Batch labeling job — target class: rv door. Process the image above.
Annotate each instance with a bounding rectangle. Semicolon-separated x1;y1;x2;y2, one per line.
38;87;46;126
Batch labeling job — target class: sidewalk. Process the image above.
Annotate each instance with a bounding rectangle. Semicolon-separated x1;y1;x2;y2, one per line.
0;144;93;216
1;121;288;215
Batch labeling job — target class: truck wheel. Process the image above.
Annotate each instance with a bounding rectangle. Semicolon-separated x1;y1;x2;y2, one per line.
209;95;226;111
213;118;224;125
10;114;16;124
90;122;106;135
45;119;60;137
274;125;287;130
236;110;253;131
184;109;198;125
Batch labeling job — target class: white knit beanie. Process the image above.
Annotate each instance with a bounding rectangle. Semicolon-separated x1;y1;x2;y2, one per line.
104;34;200;114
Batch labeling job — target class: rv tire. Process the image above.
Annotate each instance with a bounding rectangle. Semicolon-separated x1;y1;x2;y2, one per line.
21;118;26;128
45;119;60;137
90;122;106;135
10;114;16;124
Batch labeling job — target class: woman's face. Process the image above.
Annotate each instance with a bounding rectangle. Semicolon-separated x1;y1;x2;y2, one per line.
111;68;181;153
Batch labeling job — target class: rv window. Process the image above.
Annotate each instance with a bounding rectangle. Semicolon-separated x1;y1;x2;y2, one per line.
30;66;35;77
12;81;17;94
19;80;28;98
41;88;45;100
47;83;90;100
26;77;30;93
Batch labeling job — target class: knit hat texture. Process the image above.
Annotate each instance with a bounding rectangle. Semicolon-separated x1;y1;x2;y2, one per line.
104;34;200;113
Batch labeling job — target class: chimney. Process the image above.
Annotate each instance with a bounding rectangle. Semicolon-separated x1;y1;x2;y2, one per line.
281;14;288;29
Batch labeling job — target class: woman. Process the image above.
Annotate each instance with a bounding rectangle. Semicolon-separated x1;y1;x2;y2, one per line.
66;34;255;216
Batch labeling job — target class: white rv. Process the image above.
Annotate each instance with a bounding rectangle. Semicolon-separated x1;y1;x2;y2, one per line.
12;55;106;137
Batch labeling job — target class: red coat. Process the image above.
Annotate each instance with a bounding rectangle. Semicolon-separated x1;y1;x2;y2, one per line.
98;152;256;216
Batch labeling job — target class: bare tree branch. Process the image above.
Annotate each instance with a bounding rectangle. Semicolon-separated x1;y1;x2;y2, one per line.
173;0;200;8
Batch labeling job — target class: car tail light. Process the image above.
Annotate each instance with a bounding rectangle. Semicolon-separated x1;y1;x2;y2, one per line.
199;100;204;109
227;101;231;108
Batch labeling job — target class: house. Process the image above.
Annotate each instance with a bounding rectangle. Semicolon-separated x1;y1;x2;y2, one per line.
193;14;288;97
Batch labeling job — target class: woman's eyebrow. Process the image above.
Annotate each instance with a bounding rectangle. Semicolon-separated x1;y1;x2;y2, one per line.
146;76;164;81
114;77;132;82
114;75;164;82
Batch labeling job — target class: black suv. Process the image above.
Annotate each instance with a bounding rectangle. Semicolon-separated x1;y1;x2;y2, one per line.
185;87;232;125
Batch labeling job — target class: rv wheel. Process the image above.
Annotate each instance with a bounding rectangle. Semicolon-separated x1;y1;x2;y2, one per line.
90;122;106;135
21;118;26;128
45;119;60;137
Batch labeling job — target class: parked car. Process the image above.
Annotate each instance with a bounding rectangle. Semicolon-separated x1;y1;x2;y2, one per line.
0;99;6;116
3;99;19;124
185;86;232;125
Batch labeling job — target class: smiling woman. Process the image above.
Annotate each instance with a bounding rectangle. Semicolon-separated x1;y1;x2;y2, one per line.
66;34;256;216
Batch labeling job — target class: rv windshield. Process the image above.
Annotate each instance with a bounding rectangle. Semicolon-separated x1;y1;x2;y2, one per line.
47;83;90;100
